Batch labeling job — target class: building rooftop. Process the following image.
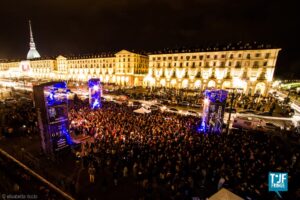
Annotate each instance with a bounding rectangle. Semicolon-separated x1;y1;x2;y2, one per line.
0;41;280;63
147;41;279;55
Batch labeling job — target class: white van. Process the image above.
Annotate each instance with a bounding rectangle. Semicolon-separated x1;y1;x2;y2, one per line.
232;116;262;130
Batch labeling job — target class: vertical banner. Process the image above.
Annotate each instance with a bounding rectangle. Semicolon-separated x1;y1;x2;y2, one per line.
88;78;101;110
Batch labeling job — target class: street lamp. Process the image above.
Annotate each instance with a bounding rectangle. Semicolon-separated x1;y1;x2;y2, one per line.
225;88;241;134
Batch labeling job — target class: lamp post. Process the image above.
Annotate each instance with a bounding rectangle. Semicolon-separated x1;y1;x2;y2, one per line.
226;93;234;134
225;88;238;134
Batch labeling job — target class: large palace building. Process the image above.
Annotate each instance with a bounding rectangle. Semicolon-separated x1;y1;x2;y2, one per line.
146;46;280;95
0;46;280;95
0;23;281;95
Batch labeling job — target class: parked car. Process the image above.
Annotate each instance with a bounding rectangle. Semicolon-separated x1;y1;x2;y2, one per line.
78;94;89;100
160;99;171;105
225;107;237;113
132;101;142;108
185;110;200;117
289;108;295;117
100;97;106;102
149;105;160;111
145;97;153;101
257;112;272;116
155;103;167;111
191;103;202;108
166;107;179;114
239;110;256;114
178;101;190;106
257;122;281;132
4;98;17;106
19;97;32;102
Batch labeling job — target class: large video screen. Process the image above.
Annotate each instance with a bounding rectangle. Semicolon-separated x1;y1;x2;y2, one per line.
44;82;68;107
47;104;68;123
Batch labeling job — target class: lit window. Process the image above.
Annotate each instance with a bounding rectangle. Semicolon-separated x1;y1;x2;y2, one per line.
235;62;241;68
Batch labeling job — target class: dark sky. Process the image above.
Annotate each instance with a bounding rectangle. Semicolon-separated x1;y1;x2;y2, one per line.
0;0;299;78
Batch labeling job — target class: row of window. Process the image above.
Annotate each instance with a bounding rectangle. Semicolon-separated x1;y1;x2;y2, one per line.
118;58;148;62
151;72;265;79
67;57;148;64
153;61;268;68
68;63;148;68
152;52;271;61
68;59;114;64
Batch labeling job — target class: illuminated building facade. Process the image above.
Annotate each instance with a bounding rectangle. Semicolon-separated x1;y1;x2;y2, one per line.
146;48;281;95
0;49;149;86
0;47;280;95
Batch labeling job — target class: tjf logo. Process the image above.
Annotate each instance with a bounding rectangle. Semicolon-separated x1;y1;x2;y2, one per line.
269;172;288;198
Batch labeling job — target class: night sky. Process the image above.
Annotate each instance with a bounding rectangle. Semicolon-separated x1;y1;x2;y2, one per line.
0;0;299;78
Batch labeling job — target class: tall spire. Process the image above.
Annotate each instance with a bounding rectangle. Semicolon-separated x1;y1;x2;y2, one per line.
29;20;34;45
27;20;41;60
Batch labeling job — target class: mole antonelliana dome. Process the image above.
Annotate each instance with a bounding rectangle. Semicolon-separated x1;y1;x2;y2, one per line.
26;20;41;60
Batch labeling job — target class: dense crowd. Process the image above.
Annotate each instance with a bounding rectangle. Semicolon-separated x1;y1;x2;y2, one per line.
1;88;299;199
69;101;300;199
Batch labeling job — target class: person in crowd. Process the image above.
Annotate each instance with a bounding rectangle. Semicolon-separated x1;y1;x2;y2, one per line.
88;164;96;184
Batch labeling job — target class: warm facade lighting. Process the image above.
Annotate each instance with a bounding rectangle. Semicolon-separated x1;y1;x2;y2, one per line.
0;48;281;95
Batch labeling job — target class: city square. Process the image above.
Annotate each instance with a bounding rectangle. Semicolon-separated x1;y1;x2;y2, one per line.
0;1;300;200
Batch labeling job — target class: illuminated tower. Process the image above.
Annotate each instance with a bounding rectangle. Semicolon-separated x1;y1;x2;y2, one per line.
27;20;41;60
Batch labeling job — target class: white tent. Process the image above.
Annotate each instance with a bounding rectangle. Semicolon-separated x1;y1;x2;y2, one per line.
208;188;243;200
133;107;151;114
